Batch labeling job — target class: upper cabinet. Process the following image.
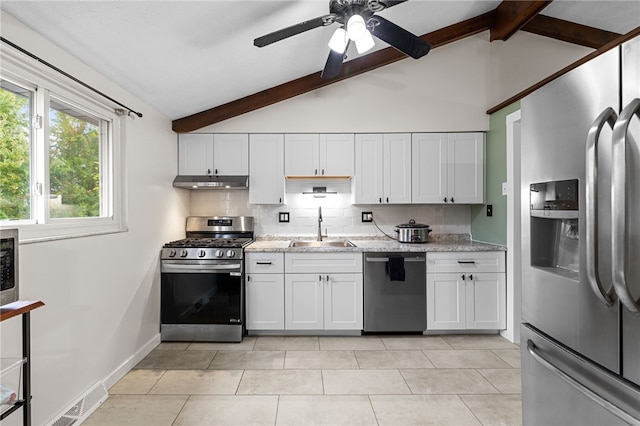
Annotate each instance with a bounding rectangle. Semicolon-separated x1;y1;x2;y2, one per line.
178;133;248;175
412;132;484;204
353;133;411;204
285;133;354;177
249;134;285;205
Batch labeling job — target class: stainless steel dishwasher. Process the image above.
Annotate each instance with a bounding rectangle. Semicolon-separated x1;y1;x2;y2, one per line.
364;252;426;332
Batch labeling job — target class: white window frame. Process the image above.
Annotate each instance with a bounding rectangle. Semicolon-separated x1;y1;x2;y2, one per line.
0;46;127;243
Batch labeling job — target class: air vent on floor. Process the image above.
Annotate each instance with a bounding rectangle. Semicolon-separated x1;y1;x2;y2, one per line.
50;382;108;426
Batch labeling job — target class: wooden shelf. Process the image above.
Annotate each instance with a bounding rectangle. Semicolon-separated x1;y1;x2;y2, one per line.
0;301;45;323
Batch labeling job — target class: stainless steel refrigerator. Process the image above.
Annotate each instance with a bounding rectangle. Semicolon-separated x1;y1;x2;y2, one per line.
520;34;640;425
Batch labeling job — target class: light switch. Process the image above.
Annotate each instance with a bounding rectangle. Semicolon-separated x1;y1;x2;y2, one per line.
502;182;508;196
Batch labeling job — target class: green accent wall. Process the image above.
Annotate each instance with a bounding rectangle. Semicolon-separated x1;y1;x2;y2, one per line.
470;102;520;245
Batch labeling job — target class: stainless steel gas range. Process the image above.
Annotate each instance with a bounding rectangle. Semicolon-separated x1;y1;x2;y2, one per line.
160;216;254;342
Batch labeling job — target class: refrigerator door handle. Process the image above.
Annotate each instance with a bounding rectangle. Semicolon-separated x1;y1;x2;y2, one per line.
612;98;640;316
527;340;640;426
585;107;618;307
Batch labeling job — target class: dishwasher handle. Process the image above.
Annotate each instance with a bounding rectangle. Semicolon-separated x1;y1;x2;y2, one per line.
365;256;425;263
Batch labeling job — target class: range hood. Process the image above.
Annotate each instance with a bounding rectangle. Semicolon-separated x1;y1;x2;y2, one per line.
172;175;248;190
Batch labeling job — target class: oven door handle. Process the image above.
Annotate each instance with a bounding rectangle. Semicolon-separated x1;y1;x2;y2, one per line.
162;263;241;274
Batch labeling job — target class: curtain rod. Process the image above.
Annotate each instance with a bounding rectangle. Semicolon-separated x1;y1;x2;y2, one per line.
1;37;143;118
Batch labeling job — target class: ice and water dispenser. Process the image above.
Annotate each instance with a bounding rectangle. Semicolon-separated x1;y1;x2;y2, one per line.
530;179;580;280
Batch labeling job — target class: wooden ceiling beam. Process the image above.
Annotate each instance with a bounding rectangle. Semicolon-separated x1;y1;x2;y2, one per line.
522;15;621;49
171;11;496;133
490;0;552;42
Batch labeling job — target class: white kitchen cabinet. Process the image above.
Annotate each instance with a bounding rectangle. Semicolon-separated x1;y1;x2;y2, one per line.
412;132;484;204
249;134;285;204
284;252;363;331
246;252;285;330
353;133;411;204
426;251;505;330
178;133;213;175
213;134;249;175
284;133;354;177
178;133;248;176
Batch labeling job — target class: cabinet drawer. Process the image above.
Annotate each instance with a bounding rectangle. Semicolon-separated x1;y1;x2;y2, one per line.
427;251;505;273
246;252;284;274
285;253;363;273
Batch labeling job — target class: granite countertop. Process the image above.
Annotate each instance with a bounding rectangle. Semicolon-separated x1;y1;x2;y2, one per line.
246;235;505;253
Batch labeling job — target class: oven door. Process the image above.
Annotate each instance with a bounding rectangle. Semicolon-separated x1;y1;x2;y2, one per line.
161;260;244;341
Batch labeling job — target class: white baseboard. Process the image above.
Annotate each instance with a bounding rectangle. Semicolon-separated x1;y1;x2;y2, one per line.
46;333;161;426
103;333;161;390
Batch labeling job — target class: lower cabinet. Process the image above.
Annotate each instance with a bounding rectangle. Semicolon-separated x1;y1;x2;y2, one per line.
246;273;285;330
285;273;363;330
246;252;363;332
426;252;506;330
246;252;285;330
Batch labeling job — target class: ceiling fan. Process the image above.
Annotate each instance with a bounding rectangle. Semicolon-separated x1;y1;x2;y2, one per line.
253;0;431;79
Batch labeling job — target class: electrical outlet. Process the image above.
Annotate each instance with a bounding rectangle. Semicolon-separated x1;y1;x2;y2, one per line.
361;211;373;222
486;205;493;217
278;212;290;223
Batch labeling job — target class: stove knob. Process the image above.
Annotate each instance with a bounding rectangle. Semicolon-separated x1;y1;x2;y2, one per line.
169;249;177;257
227;250;236;258
215;249;224;258
198;250;206;258
180;249;188;257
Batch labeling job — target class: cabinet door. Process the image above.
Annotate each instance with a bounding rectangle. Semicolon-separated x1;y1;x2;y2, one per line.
412;133;448;203
178;134;214;175
466;272;506;329
354;134;384;204
285;274;324;330
320;134;354;176
324;274;363;330
427;273;465;330
246;274;285;330
447;133;484;204
285;252;363;274
249;134;285;204
383;133;412;203
213;134;249;175
285;134;320;176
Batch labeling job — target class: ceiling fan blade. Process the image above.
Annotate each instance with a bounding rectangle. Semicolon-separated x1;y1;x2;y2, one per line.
367;15;431;59
321;42;350;79
377;0;409;9
254;15;332;47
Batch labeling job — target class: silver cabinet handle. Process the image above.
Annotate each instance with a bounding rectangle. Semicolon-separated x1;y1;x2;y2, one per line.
527;340;640;425
585;107;617;307
612;98;640;316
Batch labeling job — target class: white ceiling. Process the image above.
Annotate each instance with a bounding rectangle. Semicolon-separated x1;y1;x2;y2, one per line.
2;1;639;121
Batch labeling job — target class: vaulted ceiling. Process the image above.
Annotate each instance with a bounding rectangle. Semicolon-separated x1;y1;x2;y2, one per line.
2;1;639;132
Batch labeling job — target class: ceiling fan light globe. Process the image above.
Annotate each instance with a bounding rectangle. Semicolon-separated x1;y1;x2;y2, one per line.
347;14;367;41
355;30;375;54
328;28;348;53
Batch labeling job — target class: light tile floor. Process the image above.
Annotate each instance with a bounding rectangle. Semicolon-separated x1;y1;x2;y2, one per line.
84;334;522;426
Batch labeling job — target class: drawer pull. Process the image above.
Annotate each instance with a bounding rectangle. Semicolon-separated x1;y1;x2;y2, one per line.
256;262;273;265
457;260;476;264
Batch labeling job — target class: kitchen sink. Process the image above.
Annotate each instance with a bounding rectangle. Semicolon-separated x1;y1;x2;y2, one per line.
289;240;356;248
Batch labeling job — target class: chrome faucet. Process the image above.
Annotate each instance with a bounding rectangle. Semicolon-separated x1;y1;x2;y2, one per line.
317;206;323;241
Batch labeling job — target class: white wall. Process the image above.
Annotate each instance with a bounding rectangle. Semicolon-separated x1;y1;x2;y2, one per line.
190;180;471;238
0;13;189;426
198;31;590;134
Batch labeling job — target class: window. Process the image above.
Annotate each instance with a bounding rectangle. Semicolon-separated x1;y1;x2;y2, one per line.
0;80;32;221
0;48;125;242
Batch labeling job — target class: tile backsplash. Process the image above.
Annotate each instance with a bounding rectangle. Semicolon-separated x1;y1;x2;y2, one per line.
189;179;470;238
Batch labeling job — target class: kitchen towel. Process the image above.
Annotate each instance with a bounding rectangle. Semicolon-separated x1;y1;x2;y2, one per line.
387;256;406;281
